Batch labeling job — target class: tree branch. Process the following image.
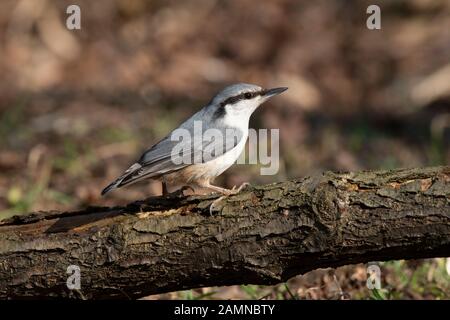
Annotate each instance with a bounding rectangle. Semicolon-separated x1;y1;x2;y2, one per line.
0;166;449;299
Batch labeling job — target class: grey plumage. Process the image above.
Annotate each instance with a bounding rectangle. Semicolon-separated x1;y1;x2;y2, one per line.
101;83;287;196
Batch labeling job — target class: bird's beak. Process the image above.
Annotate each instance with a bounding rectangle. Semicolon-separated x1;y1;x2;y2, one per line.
263;87;288;98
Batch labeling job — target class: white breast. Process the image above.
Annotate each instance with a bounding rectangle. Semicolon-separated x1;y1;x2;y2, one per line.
178;107;252;183
198;110;250;178
200;128;248;178
161;130;247;192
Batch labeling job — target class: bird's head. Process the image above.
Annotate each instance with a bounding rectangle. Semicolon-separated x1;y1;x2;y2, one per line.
210;83;287;122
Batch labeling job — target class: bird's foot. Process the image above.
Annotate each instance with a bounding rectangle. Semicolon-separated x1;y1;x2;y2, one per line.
209;182;251;215
209;195;227;215
231;182;251;193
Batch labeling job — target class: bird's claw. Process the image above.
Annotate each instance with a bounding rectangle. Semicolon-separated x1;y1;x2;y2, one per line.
209;195;227;216
231;182;250;193
209;182;251;215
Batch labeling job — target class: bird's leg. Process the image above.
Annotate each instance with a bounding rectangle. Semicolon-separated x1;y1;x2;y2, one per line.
203;184;234;195
231;182;250;193
196;182;229;215
162;181;169;196
204;182;251;215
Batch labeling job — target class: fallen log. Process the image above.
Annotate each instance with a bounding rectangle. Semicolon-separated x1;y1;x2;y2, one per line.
0;166;449;299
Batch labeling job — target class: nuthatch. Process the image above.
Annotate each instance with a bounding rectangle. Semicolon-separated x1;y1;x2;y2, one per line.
101;83;287;197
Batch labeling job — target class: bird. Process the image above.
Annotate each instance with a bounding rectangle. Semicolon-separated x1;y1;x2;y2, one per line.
101;83;287;197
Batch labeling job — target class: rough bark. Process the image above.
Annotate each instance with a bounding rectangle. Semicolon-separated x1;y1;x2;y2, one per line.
0;166;449;299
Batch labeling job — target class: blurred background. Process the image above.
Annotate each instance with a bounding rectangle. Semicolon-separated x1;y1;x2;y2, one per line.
0;0;449;299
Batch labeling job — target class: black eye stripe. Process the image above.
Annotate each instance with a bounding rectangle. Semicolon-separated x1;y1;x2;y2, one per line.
220;90;262;107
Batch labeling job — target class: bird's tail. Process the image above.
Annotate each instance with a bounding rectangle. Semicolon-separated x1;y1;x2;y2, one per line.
101;179;122;196
101;163;142;196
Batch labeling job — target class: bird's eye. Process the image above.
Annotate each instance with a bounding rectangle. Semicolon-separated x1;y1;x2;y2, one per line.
244;92;253;99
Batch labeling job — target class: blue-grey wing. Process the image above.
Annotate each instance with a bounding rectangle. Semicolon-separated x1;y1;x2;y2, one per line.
101;124;243;194
139;125;243;174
